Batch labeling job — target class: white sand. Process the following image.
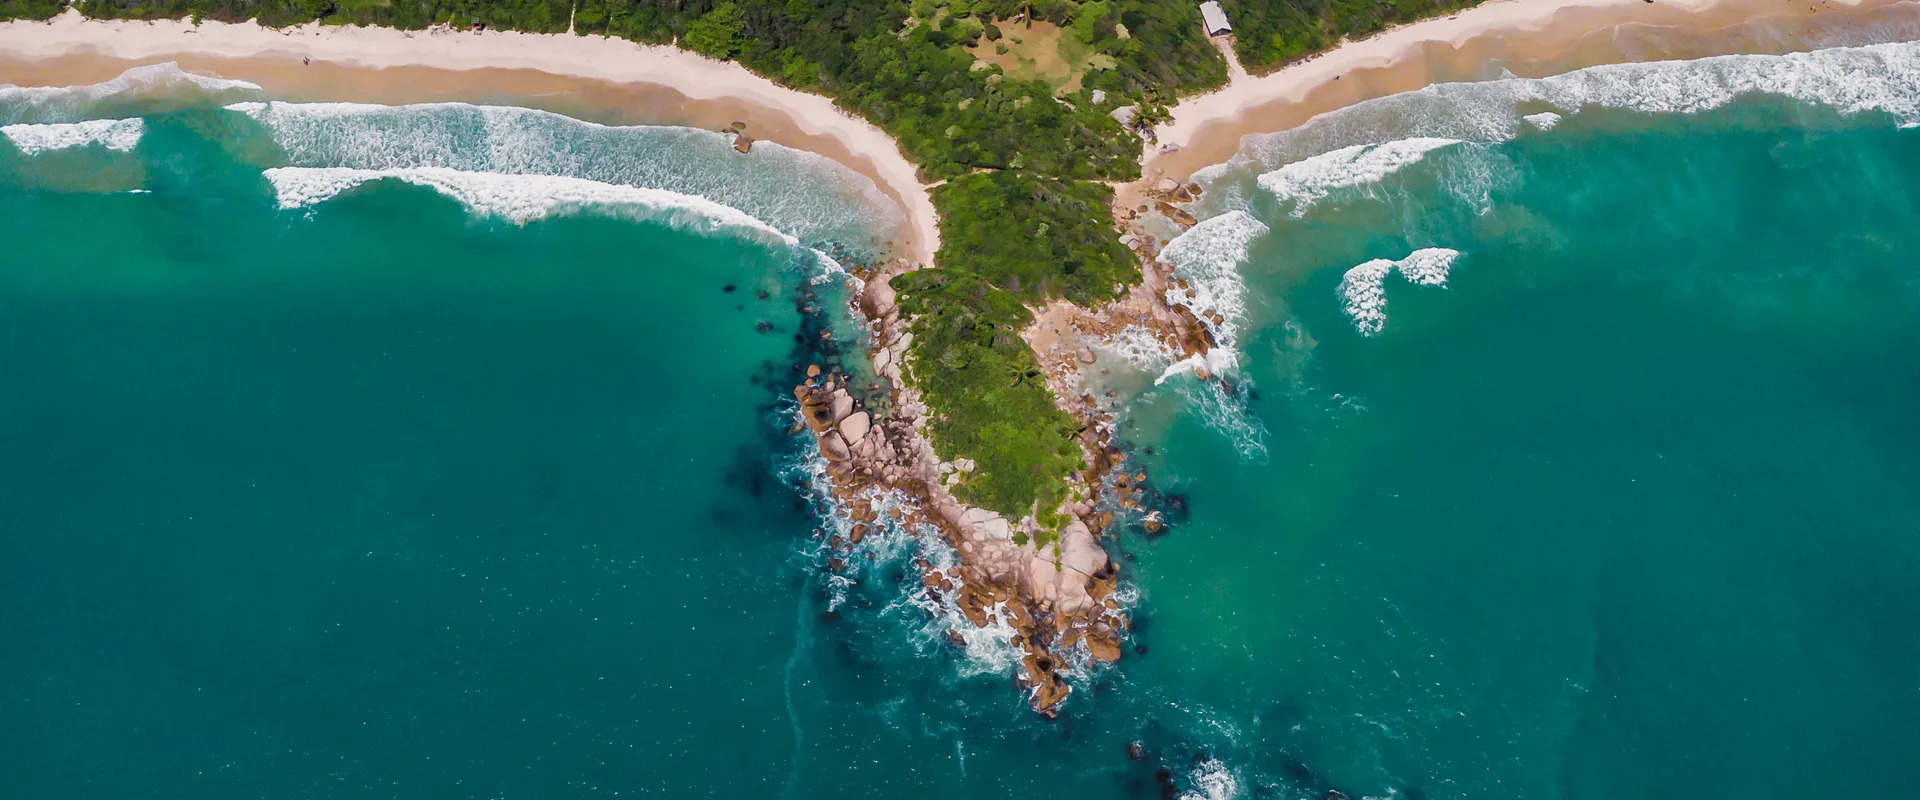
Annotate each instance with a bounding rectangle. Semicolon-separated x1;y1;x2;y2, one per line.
0;9;941;266
1152;0;1895;154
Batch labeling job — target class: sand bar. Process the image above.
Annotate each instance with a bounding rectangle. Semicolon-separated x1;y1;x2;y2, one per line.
0;10;941;266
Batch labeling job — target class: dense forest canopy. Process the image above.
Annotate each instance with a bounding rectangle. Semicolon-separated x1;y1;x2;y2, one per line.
1217;0;1484;70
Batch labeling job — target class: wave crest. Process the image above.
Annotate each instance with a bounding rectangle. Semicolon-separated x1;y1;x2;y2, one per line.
1339;248;1462;336
1159;210;1269;365
1;62;260;125
1255;138;1463;215
1199;39;1920;206
264;166;802;248
231;100;901;258
2;118;143;155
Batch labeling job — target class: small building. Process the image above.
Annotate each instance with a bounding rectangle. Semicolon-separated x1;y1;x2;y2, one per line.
1199;1;1231;37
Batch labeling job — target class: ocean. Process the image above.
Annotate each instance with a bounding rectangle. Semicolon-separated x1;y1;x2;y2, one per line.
4;39;1920;800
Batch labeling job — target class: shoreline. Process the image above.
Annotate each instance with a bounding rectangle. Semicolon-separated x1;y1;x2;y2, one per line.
6;0;1917;717
1140;0;1919;187
0;11;941;268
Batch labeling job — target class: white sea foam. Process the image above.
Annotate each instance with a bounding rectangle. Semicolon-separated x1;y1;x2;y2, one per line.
1102;324;1182;371
1153;210;1273;459
231;100;902;257
1;118;143;155
1216;40;1920;185
1;63;260;124
784;434;1027;680
1523;111;1563;131
1339;248;1463;336
264;166;803;247
1181;758;1242;800
1158;210;1269;368
1154;350;1239;386
1254;138;1462;215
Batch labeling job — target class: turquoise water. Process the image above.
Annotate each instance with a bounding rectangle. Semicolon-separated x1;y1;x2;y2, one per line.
1122;43;1920;798
5;43;1920;799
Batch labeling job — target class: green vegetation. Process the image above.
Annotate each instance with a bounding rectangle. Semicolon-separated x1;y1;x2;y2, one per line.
891;269;1083;525
934;172;1135;307
1217;0;1486;71
887;171;1144;521
679;1;743;59
76;0;575;30
0;0;65;20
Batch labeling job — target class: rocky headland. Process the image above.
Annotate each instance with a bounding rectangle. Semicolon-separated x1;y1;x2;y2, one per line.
798;177;1210;716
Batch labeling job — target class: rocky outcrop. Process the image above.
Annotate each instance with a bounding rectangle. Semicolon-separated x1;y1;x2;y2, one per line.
797;256;1155;718
793;155;1228;718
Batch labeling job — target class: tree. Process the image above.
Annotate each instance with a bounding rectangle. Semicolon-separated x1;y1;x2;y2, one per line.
682;1;745;60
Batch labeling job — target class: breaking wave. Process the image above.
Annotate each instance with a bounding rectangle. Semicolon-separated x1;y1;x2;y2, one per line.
0;62;261;125
1523;112;1563;131
1;118;143;155
1255;138;1463;216
1198;39;1920;203
1150;210;1273;460
264;165;805;249
1338;248;1463;336
230;100;902;259
1158;210;1269;368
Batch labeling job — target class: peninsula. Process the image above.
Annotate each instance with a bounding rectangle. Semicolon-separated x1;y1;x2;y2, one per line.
3;0;1906;716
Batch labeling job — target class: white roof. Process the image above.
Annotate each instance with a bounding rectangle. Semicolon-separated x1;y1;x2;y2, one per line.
1200;1;1230;33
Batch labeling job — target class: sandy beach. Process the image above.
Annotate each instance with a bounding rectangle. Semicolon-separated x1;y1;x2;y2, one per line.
1145;0;1920;183
0;10;943;267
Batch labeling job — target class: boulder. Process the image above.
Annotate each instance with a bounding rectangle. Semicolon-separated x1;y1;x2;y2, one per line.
1087;629;1124;662
829;391;854;422
1030;672;1071;714
839;411;872;444
820;431;852;462
1077;346;1097;364
1090;89;1107;104
1155;201;1198;227
861;274;897;318
1154;178;1179;194
801;397;834;430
